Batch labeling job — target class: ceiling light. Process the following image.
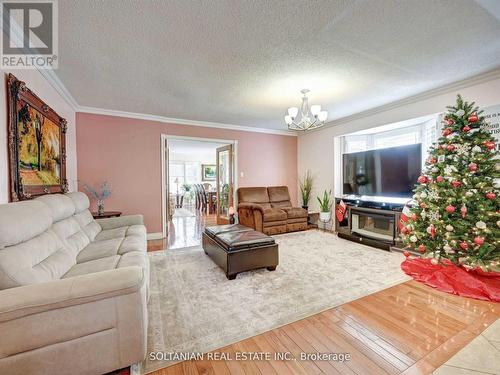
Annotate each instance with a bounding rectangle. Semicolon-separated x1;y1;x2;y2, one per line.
285;89;328;131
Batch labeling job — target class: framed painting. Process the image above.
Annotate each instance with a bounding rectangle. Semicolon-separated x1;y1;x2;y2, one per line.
6;73;68;201
202;164;216;181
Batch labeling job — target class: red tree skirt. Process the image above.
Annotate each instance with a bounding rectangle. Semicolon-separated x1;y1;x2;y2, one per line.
401;258;500;302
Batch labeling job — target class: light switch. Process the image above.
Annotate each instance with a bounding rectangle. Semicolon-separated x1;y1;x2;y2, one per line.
240;171;244;178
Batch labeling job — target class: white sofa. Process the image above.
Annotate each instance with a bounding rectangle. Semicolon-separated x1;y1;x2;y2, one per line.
0;192;149;375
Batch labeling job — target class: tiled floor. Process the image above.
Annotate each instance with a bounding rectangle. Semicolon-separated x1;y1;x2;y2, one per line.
433;319;500;375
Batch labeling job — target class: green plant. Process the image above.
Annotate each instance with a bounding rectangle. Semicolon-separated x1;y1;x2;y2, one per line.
181;183;192;193
299;170;313;206
317;190;333;212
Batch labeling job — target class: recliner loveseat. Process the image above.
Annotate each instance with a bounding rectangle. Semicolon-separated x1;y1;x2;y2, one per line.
0;192;149;375
237;186;308;235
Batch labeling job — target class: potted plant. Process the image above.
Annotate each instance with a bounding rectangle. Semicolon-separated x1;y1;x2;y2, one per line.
299;170;313;210
317;189;333;222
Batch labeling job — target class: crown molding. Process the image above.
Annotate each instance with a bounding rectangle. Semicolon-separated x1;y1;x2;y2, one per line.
312;67;500;132
77;105;297;136
38;69;80;110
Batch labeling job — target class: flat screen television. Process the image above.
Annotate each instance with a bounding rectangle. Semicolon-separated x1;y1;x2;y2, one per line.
342;144;422;198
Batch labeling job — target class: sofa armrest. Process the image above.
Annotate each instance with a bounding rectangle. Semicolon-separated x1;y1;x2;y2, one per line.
0;266;145;322
237;203;265;213
96;214;144;230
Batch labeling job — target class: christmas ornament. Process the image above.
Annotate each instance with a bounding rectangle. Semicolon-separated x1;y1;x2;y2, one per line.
445;225;454;231
431;167;439;173
465;190;474;197
484;141;496;150
428;211;440;221
445;205;455;213
460;205;467;218
456;109;465;116
468;163;477;172
459;241;469;250
443;128;452;136
451;180;461;188
430;258;439;265
468;114;478;123
417;175;428;184
455;144;469;155
447;144;455;152
436;176;444;183
418;244;426;253
473;237;484;246
403;251;410;257
409;235;418;243
426;224;436;238
476;221;486;230
472;145;482;153
486;192;496;200
463;126;471;132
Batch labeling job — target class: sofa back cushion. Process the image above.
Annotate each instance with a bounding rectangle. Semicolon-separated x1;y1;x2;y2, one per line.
67;192;102;241
36;194;90;257
0;200;74;289
237;187;271;209
268;186;292;208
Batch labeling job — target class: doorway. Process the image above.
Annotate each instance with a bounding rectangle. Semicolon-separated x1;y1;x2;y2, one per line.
160;135;238;248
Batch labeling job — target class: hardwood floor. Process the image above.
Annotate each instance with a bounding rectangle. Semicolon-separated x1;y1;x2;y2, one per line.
144;217;499;375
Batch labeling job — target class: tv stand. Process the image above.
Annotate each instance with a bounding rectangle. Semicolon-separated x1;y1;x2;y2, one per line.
335;198;405;250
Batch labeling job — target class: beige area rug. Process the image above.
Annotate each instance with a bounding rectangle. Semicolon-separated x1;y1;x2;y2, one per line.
140;230;410;374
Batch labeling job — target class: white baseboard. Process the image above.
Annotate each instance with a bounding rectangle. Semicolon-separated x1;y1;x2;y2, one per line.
147;232;164;240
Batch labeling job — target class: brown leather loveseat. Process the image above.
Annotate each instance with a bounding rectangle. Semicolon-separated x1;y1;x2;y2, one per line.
237;186;308;235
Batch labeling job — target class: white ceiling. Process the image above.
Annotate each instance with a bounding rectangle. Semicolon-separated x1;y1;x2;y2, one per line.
57;0;500;131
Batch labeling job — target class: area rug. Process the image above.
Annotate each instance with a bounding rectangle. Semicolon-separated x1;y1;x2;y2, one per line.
139;230;410;374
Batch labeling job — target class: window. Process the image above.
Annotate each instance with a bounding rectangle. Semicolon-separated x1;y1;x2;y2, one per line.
169;161;201;192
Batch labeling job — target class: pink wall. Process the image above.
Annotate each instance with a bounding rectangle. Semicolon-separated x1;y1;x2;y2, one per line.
76;113;298;233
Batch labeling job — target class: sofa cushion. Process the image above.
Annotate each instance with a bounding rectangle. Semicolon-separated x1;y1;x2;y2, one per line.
0;230;74;289
77;238;123;263
67;192;102;241
268;186;292;208
0;200;53;249
284;207;308;219
95;227;128;241
51;217;91;257
263;208;287;222
35;194;75;222
62;255;121;278
237;187;271;209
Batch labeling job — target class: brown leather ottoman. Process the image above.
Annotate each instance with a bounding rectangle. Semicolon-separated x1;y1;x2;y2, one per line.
202;224;279;280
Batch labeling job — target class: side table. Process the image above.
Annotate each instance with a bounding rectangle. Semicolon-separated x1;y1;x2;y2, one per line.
92;211;122;219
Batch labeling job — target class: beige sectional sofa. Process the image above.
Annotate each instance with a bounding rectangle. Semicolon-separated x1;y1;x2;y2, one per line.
0;192;149;375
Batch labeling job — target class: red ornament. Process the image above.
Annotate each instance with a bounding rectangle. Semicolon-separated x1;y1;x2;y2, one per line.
468;163;477;172
473;237;484;246
460;205;467;218
418;244;426;253
468;114;478;123
447;144;455;152
417;175;428;184
445;118;454;126
403;251;410;258
486;192;496;200
442;128;452;136
451;180;461;188
401;227;408;235
429;157;437;164
436;176;444;183
445;205;455;213
484;141;496;150
427;224;436;239
462;126;471;132
459;241;469;250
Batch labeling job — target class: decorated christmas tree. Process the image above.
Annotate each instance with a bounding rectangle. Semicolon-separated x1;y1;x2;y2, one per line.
401;95;499;272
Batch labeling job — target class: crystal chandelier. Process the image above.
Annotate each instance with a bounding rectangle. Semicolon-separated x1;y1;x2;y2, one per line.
284;89;328;131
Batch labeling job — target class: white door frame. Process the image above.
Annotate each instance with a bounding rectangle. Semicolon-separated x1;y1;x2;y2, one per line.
160;134;239;239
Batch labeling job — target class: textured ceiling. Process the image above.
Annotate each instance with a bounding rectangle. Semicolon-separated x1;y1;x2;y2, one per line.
57;0;500;130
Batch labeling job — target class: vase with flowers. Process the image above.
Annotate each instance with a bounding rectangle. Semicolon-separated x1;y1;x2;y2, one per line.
82;181;112;216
